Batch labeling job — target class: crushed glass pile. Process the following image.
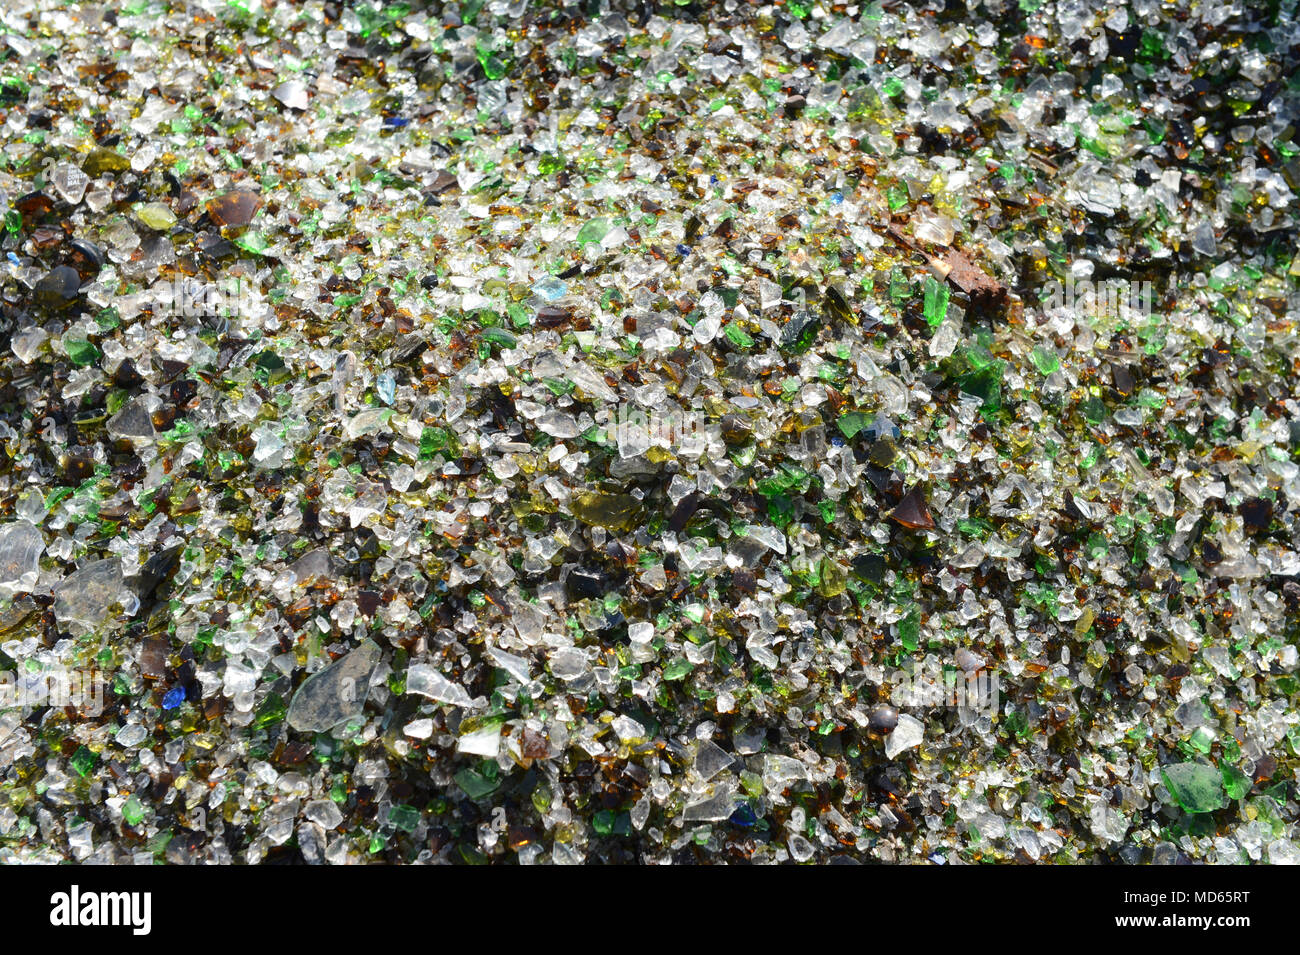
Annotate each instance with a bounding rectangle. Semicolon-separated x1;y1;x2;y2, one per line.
0;0;1297;864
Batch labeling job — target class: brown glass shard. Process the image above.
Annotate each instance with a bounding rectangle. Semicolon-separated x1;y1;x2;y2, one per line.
508;825;539;849
206;190;262;228
535;305;574;328
889;486;935;530
521;727;550;759
16;191;55;228
1240;497;1273;533
139;637;169;680
425;170;459;196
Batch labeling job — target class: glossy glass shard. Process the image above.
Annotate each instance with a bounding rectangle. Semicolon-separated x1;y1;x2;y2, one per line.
889;486;936;530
